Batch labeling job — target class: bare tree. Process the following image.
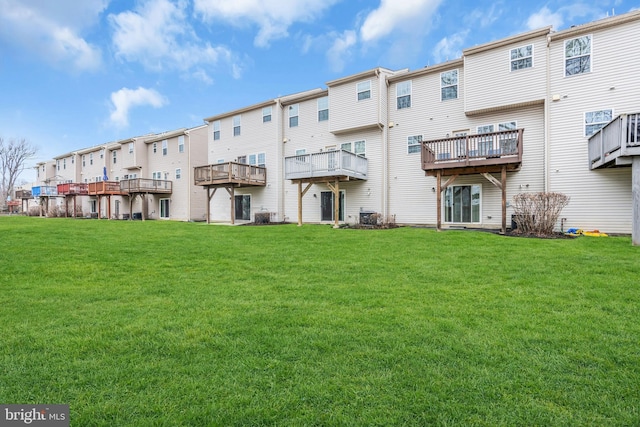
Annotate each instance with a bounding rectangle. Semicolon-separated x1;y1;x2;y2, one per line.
0;137;37;211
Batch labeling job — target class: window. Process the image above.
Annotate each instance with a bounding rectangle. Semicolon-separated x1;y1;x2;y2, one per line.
565;35;591;76
213;121;221;140
217;159;225;163
234;195;251;220
82;155;86;167
510;44;533;71
112;151;117;164
159;199;170;219
396;81;411;109
249;154;256;165
408;135;422;154
175;168;181;179
341;140;366;156
63;159;66;169
257;153;266;167
100;149;104;159
233;115;241;136
498;121;518;153
152;171;162;180
357;81;371;101
262;106;272;123
441;70;458;100
445;185;481;223
153;142;157;154
321;190;345;222
178;136;184;153
56;160;60;171
295;149;306;156
89;153;93;165
162;139;168;155
477;124;495;156
289;104;299;127
71;157;74;164
129;142;134;154
318;96;329;121
585;109;613;136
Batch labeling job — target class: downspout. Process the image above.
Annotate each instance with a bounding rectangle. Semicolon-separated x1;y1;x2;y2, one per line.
185;130;191;221
279;99;286;222
378;68;389;218
544;34;551;192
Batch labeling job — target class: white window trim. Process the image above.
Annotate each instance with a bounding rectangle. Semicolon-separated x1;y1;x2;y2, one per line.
564;34;592;77
288;104;299;128
178;136;184;153
317;97;329;122
213;120;221;140
440;69;459;101
407;135;423;154
159;198;170;219
175;168;182;179
233;115;241;136
444;184;482;224
357;80;371;101
396;81;412;110
584;108;613;137
262;106;272;123
509;44;534;72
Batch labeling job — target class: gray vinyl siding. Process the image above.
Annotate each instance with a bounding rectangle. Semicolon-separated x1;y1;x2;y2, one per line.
464;36;547;113
547;17;640;233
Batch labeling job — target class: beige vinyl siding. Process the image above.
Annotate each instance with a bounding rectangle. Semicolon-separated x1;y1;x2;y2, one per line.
207;105;281;223
464;35;547;114
328;74;381;134
547;18;640;233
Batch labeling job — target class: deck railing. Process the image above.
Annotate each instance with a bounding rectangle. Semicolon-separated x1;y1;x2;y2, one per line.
15;190;32;199
120;178;172;193
88;181;123;195
588;113;640;169
421;129;523;171
194;162;267;186
285;150;368;180
57;183;89;195
31;186;58;197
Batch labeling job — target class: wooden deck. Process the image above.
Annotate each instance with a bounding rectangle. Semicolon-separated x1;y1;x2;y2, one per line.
285;150;367;182
194;162;267;187
119;178;172;194
421;129;523;176
87;181;126;195
588;113;640;169
57;183;89;195
15;190;32;199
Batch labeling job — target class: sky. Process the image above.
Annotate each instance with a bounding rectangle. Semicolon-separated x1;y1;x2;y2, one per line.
0;0;636;183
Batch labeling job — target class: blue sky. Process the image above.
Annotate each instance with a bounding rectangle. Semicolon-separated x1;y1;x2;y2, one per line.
0;0;635;182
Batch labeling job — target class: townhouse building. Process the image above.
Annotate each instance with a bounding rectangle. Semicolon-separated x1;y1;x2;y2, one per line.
31;10;640;243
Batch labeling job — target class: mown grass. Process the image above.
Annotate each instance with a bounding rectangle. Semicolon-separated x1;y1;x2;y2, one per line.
0;216;638;426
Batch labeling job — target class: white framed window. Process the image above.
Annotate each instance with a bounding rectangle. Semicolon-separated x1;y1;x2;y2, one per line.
71;157;74;164
341;140;366;156
565;35;591;76
112;150;117;164
396;81;411;109
82;155;86;167
441;70;458;101
477;124;495;156
152;142;157;154
318;96;329;121
498;121;518;153
217;159;224;163
175;168;181;179
100;149;104;159
213;120;221;140
63;159;66;169
445;185;481;223
510;44;533;71
128;142;134;154
233;115;241;136
295;149;306;156
249;153;256;165
89;153;93;165
408;135;422;154
357;80;371;101
257;153;266;167
585;109;613;136
178;136;184;153
56;160;60;171
162;139;168;156
262;106;272;123
288;104;299;127
152;171;162;180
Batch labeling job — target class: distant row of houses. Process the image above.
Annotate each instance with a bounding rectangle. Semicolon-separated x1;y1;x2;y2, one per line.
17;10;640;243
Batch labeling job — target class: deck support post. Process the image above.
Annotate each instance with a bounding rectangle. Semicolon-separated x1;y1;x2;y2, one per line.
325;180;340;228
224;186;235;225
296;181;313;226
206;187;217;224
501;166;507;234
633;157;640;246
436;172;441;231
107;195;112;220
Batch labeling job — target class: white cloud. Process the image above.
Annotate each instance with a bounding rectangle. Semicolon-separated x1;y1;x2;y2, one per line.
432;31;468;63
0;0;105;71
360;0;443;43
194;0;341;47
109;0;241;77
526;6;564;30
326;30;357;73
109;87;168;128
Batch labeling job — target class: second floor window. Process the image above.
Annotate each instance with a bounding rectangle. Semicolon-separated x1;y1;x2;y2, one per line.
511;44;533;71
262;106;272;123
441;70;458;101
178;136;184;153
128;142;134;154
162;140;168;156
175;168;181;179
318;96;328;122
233;115;241;136
408;135;422;154
112;151;117;164
213;120;220;140
397;81;411;109
341;140;366;157
565;35;591;76
289;104;299;127
357;80;371;101
585;109;612;136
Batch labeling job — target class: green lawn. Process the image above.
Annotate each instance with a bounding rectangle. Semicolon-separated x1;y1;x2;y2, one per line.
0;216;638;426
